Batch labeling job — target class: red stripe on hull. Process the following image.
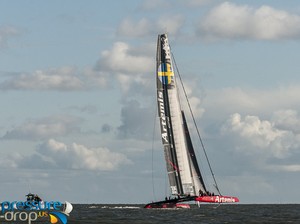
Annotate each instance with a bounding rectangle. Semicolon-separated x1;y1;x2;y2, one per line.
195;195;239;203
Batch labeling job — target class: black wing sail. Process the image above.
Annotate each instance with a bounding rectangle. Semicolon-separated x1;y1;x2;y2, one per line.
157;34;183;195
181;111;207;194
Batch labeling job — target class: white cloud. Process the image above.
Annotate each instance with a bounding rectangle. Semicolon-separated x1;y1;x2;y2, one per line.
95;42;154;94
117;15;184;37
96;42;152;74
272;110;300;134
0;41;153;92
178;81;205;119
268;164;300;172
0;139;132;171
197;2;300;40
187;96;205;118
198;86;300;177
205;86;300;119
223;112;299;159
0;67;85;91
0;52;143;92
2;115;82;140
225;113;285;147
156;15;185;35
0;153;22;168
38;139;132;170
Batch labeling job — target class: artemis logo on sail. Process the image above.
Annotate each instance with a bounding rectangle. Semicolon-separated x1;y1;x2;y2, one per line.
158;91;168;144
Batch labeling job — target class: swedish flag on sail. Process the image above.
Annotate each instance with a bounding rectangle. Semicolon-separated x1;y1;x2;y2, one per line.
158;63;174;85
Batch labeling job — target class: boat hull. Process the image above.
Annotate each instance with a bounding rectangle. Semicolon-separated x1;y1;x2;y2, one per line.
144;196;196;209
144;202;190;209
195;195;239;203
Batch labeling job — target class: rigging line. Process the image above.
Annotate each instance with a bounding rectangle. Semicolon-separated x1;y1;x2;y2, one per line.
171;51;222;196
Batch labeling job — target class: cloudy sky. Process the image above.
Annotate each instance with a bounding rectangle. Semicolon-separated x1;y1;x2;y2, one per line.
1;0;300;204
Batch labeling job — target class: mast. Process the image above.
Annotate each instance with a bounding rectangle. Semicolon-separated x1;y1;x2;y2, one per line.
157;34;183;195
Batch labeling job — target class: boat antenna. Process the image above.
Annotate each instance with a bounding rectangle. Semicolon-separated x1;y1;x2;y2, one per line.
171;51;222;196
27;180;32;194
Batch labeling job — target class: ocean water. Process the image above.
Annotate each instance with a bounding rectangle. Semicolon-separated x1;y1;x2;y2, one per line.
67;204;300;224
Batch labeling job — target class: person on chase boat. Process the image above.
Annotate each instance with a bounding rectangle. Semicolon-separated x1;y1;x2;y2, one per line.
26;193;42;202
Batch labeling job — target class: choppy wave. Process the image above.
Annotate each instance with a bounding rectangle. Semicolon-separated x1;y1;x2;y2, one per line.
88;205;141;209
101;205;140;209
72;204;300;223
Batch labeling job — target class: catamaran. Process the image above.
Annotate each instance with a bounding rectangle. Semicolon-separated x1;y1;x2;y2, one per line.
144;34;239;209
